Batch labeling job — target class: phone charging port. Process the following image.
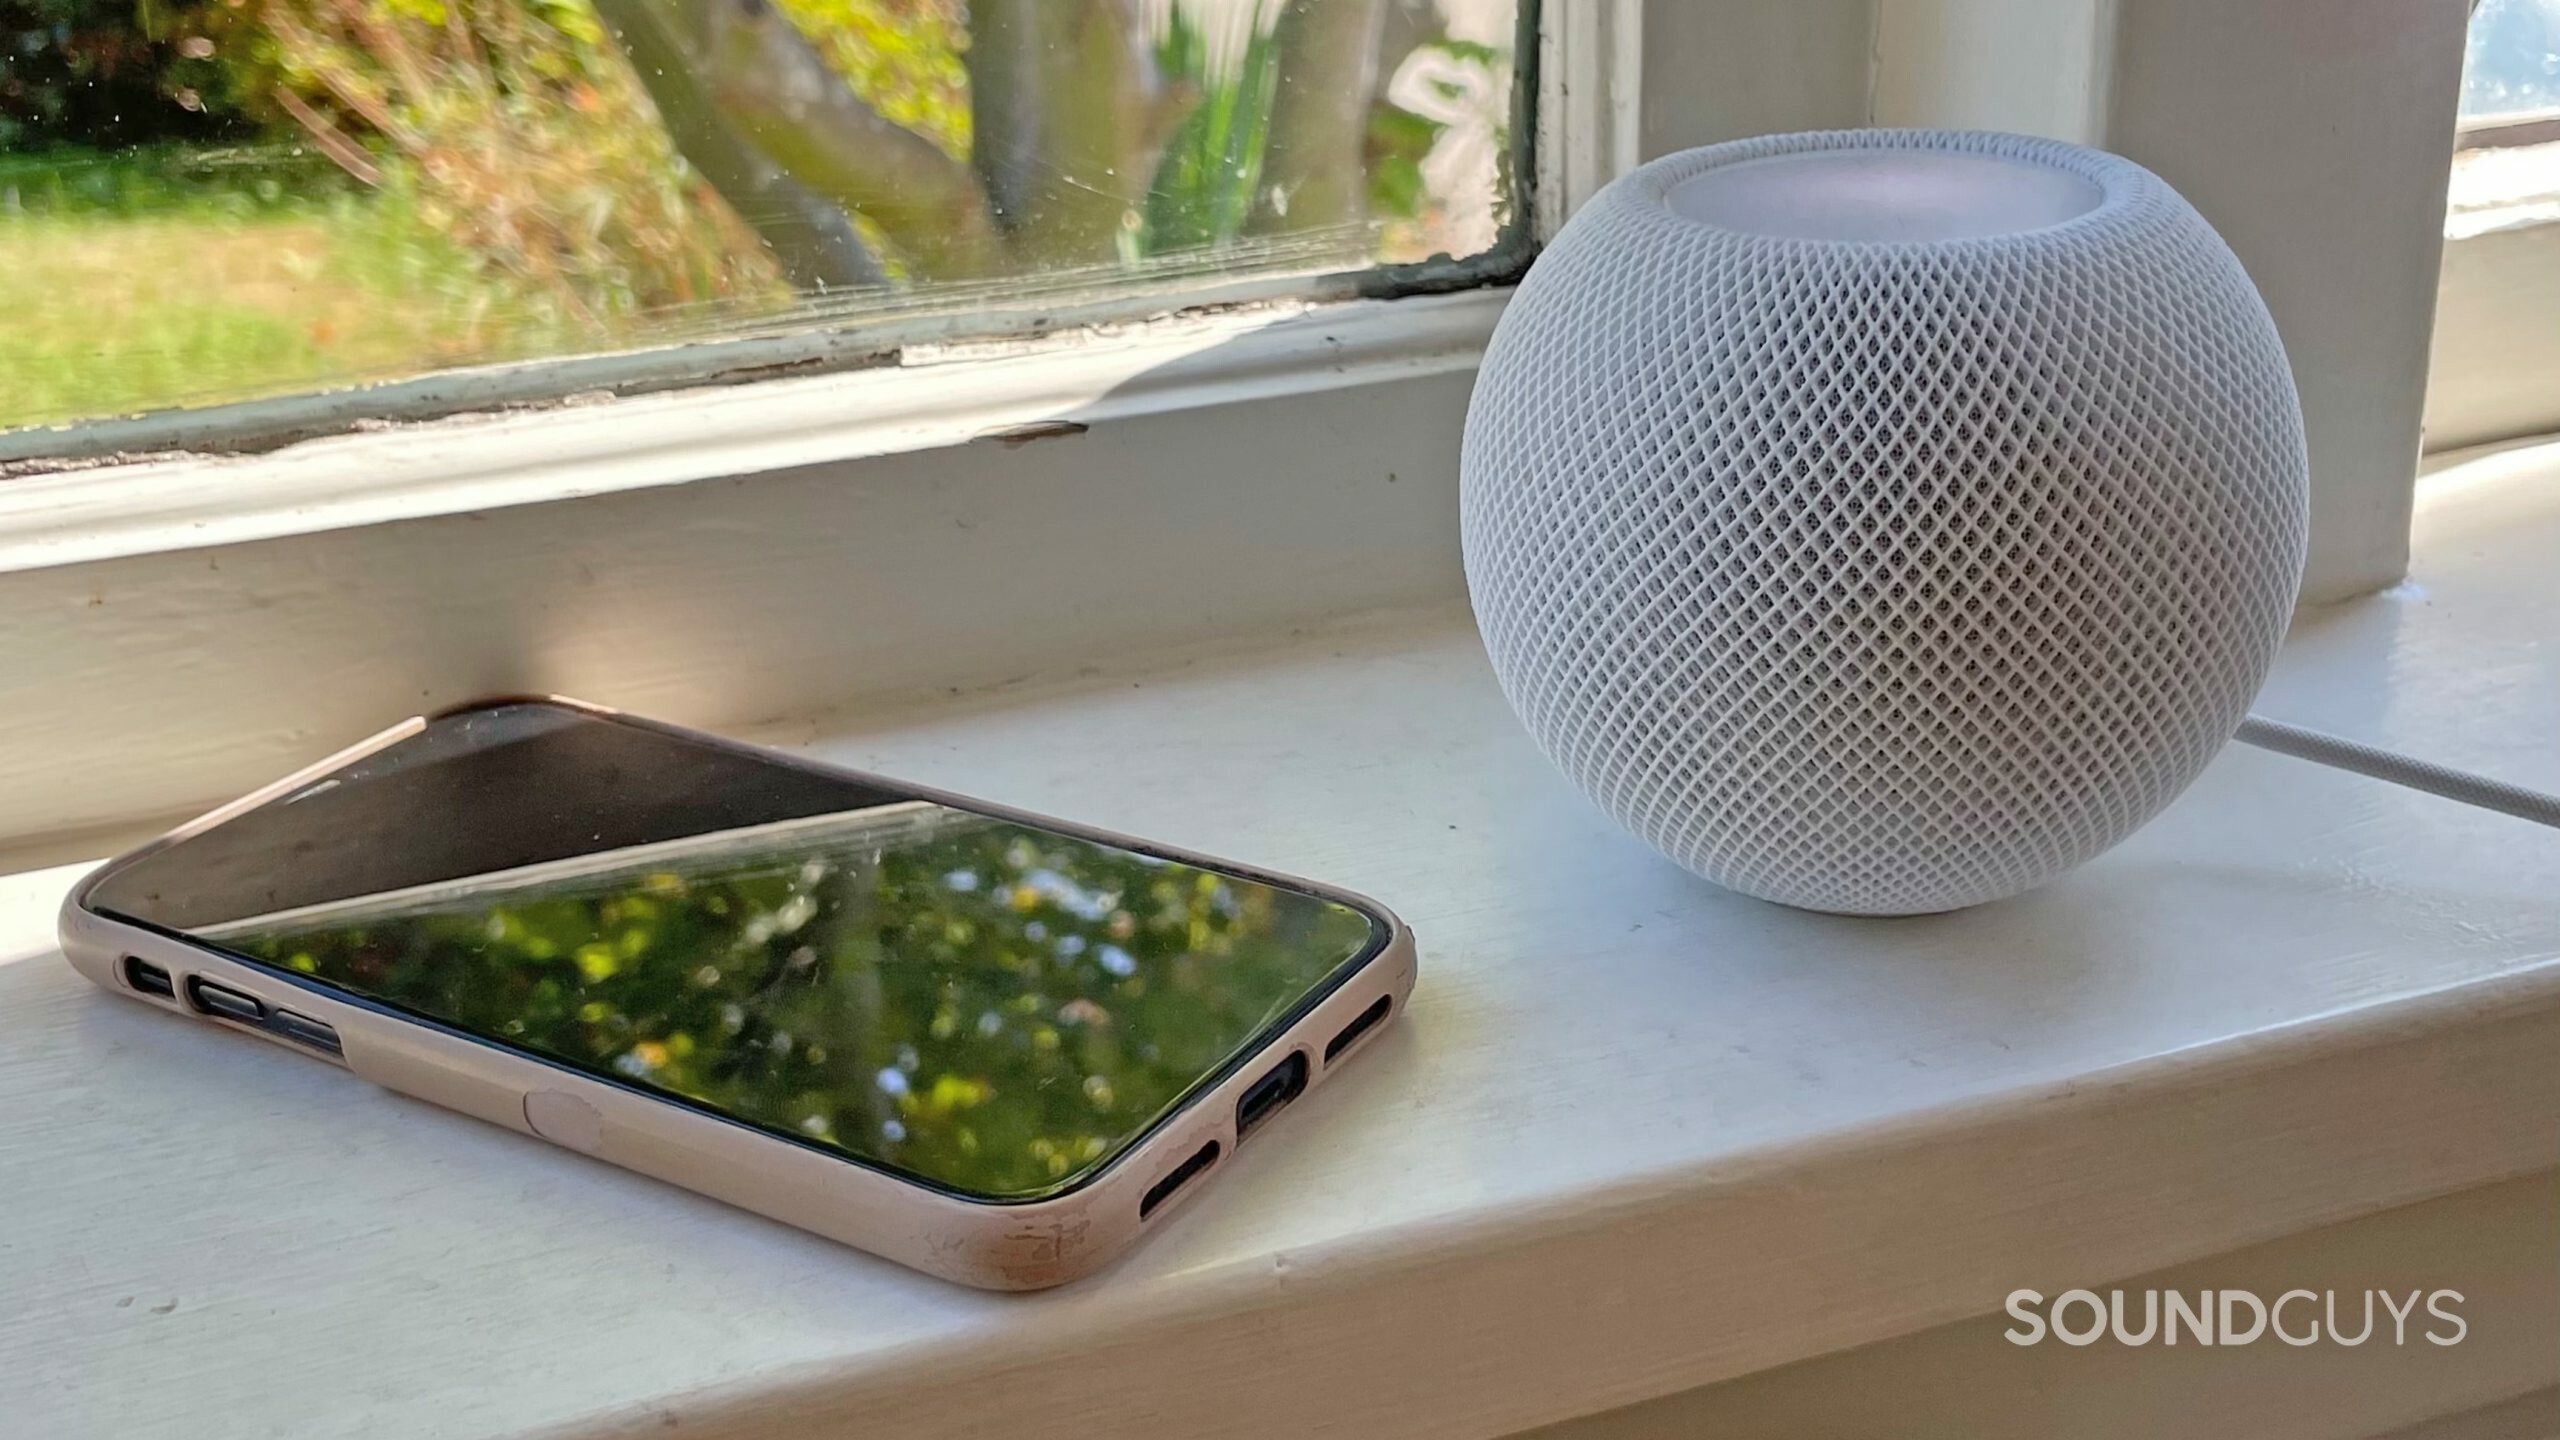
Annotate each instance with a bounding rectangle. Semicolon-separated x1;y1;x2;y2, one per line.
1235;1052;1308;1140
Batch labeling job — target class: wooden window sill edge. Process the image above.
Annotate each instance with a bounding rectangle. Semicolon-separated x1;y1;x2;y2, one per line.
0;288;1504;577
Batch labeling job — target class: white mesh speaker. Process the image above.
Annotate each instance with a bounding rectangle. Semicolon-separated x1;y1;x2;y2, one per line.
1461;130;2310;915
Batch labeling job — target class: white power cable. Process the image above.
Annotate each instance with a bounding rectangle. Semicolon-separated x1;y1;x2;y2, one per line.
2234;714;2560;830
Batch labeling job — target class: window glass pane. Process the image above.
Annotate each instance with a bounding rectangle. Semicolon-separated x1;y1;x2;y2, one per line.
2462;0;2560;122
0;0;1528;433
2449;0;2560;242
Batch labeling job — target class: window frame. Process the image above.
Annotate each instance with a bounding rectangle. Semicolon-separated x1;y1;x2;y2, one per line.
2455;109;2560;152
0;0;1685;556
0;0;1610;467
2425;100;2560;455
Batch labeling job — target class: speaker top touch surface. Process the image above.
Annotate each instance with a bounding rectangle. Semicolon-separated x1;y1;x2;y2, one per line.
1665;149;2106;243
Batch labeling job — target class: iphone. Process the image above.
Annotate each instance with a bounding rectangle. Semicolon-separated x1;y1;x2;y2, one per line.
60;697;1414;1290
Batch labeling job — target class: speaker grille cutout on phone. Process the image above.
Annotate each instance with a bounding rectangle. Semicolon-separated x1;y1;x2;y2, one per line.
1324;995;1392;1065
1140;1140;1221;1218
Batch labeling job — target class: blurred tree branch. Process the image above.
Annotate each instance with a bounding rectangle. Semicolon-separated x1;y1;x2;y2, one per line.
589;0;885;289
1252;0;1390;242
269;86;384;187
590;0;995;279
696;0;1007;277
591;0;1413;287
965;0;1194;265
962;0;1044;233
597;0;1195;283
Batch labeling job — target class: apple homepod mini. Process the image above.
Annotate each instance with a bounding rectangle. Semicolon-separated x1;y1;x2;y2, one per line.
1460;130;2310;915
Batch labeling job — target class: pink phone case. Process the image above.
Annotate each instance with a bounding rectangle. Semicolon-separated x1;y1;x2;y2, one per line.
58;699;1417;1291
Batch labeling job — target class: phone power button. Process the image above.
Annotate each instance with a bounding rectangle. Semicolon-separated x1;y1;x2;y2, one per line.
523;1090;606;1154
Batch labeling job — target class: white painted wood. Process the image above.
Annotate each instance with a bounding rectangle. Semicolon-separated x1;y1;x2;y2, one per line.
9;441;2560;1438
2103;0;2469;603
2426;140;2560;452
2377;1390;2560;1440
1513;1174;2560;1440
2427;223;2560;453
1869;0;2116;144
0;291;1502;574
0;360;1481;861
1637;0;1872;153
1538;0;1646;231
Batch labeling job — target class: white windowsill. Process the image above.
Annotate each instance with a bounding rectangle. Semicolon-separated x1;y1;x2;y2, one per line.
8;439;2560;1438
0;288;1503;575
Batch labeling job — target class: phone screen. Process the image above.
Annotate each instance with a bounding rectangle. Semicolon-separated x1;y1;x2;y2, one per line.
87;703;1386;1202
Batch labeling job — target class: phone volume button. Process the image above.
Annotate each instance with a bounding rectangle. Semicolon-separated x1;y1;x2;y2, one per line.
186;977;267;1023
523;1090;606;1154
272;1010;342;1056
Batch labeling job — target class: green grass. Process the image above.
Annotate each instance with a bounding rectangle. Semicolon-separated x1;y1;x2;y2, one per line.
0;148;649;431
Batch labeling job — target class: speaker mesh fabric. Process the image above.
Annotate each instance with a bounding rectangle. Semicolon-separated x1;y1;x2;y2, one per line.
1461;131;2310;914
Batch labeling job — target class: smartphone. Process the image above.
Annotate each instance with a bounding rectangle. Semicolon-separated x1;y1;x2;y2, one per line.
60;697;1414;1290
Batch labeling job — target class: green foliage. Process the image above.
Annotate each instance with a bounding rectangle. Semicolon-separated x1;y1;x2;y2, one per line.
0;151;623;426
1141;6;1279;254
1364;103;1439;225
0;0;1524;431
0;145;347;217
228;814;1374;1199
768;0;970;158
254;0;789;329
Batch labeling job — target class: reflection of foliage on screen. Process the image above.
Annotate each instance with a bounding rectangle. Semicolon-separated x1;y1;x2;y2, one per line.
227;813;1374;1199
